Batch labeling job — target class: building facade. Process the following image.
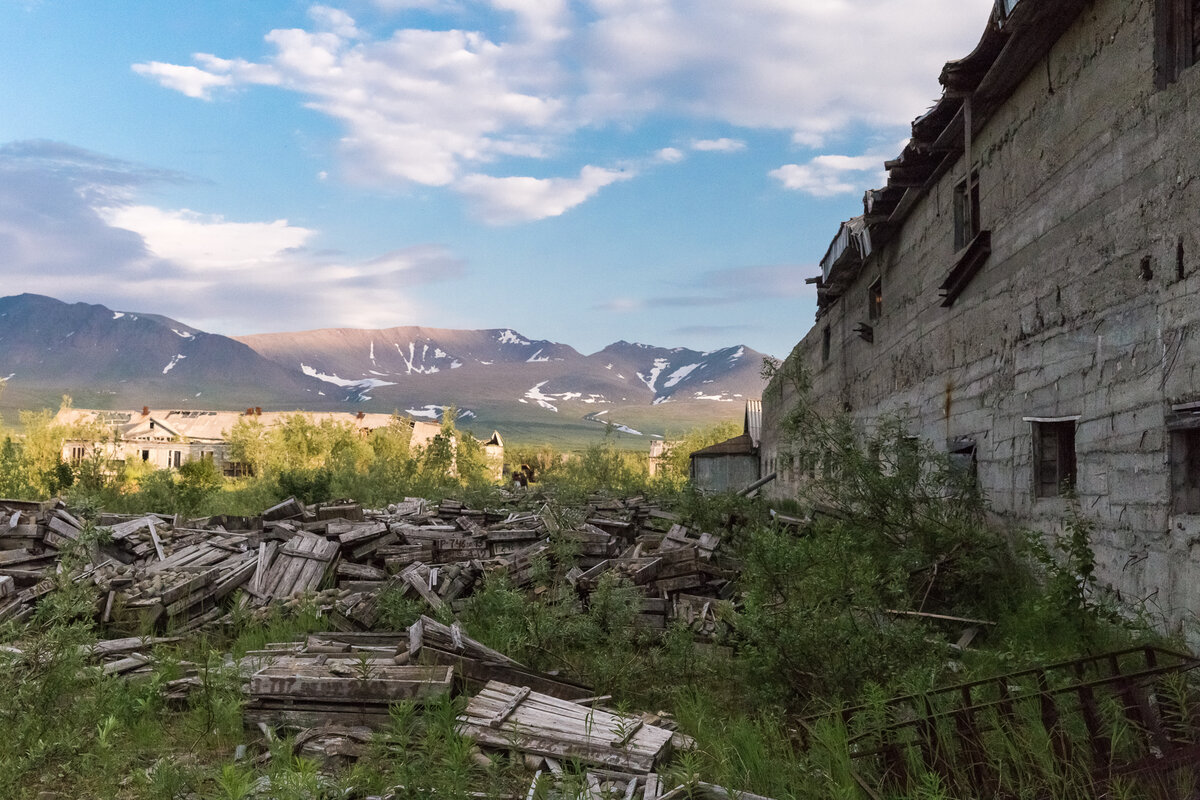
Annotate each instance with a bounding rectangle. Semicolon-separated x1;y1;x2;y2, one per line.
761;0;1200;632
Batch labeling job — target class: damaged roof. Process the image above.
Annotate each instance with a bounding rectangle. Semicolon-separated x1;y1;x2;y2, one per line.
813;0;1089;312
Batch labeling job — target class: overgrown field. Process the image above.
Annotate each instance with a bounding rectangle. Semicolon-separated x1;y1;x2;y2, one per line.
0;396;1196;799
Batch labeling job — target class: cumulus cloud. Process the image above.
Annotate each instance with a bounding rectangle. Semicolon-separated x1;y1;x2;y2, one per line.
654;147;685;163
770;150;891;197
0;140;465;333
134;9;563;189
691;138;745;153
130;62;233;100
456;165;634;224
132;0;992;216
580;0;993;145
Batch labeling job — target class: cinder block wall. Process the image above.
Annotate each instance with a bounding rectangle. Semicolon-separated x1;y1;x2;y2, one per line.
762;0;1200;635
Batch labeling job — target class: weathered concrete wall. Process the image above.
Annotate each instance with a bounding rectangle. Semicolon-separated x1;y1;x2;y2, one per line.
692;455;758;493
762;0;1200;635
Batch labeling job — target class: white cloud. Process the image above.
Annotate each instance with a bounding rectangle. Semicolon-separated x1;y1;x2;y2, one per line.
457;165;634;224
0;142;466;334
132;0;993;211
130;62;232;100
655;147;685;163
691;138;745;152
310;5;361;39
134;10;564;190
579;0;993;144
770;150;891;197
99;206;314;271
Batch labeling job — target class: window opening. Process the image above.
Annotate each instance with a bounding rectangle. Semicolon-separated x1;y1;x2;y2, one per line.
1033;420;1077;497
821;325;831;364
953;171;981;251
1171;428;1200;513
1156;0;1200;87
868;278;883;322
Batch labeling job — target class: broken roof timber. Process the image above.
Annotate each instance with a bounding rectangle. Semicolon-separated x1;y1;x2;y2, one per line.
813;0;1088;312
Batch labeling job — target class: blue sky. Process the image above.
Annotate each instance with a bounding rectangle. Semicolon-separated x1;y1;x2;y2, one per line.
0;0;993;357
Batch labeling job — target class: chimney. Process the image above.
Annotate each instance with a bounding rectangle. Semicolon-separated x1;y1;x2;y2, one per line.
356;411;365;421
142;406;150;416
245;408;254;416
255;407;262;416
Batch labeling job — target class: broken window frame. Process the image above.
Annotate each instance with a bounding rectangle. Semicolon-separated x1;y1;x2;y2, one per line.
1027;417;1078;498
868;278;883;323
948;437;979;485
1155;0;1200;88
1167;403;1200;513
953;171;982;252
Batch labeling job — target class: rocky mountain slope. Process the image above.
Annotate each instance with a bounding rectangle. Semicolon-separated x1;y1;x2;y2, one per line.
0;294;769;441
0;293;325;407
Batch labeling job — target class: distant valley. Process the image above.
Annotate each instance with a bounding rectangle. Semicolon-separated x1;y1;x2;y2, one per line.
0;294;770;446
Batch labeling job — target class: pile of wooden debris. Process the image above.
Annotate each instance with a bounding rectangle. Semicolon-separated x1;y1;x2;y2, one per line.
0;492;769;799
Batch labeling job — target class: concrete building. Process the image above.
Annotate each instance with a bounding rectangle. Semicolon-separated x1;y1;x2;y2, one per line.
760;0;1200;633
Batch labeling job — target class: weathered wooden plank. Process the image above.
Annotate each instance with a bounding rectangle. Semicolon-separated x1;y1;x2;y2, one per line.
249;663;453;702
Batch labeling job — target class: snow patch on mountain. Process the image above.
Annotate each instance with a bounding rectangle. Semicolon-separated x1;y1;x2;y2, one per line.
663;363;701;389
637;358;670;392
406;404;474;421
301;363;396;389
497;329;531;346
526;349;550;363
172;329;194;339
524;381;559;412
112;312;125;320
162;354;186;374
395;342;441;375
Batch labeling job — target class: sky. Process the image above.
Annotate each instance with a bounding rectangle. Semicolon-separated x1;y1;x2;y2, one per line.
0;0;995;358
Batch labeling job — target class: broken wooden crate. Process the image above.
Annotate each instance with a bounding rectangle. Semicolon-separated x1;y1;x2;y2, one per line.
245;655;453;729
457;680;679;773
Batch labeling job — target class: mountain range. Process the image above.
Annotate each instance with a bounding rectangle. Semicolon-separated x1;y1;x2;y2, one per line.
0;294;770;444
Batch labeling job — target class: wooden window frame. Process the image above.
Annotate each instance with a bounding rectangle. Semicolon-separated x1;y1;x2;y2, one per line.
1030;419;1078;498
953;171;981;252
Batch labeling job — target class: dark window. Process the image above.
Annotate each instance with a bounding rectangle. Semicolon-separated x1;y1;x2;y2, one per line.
949;438;978;484
1033;421;1077;497
868;278;883;322
897;436;920;480
69;446;86;465
821;325;831;363
953;171;981;251
172;450;182;468
1156;0;1200;87
141;449;150;462
1171;428;1200;513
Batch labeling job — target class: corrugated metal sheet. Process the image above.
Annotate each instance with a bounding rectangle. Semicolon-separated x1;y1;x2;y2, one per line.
744;399;762;449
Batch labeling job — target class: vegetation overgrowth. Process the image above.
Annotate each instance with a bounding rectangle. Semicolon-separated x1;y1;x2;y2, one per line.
0;383;1193;798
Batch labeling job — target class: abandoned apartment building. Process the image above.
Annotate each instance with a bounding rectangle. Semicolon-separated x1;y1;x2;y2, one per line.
760;0;1200;635
55;408;505;480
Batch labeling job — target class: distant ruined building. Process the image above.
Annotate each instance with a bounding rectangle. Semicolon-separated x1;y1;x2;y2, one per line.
56;408;505;480
761;0;1200;634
